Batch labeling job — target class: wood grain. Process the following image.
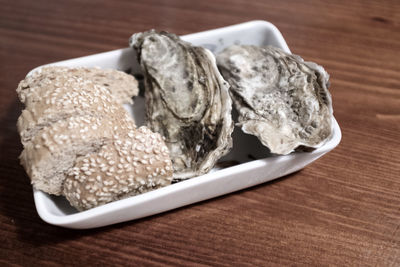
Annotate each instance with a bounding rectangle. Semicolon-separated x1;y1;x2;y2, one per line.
0;0;399;265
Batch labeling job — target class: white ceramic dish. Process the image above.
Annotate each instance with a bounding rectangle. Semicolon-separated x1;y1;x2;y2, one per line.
31;20;341;229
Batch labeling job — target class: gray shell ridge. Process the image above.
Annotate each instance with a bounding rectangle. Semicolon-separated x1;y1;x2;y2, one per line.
131;31;234;179
217;45;334;155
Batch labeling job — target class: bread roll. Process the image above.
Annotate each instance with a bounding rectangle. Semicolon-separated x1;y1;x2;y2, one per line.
17;66;138;105
17;66;173;210
63;126;173;211
17;67;138;143
20;113;133;195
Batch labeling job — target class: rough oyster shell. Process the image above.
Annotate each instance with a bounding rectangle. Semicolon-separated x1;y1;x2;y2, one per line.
217;45;333;155
130;31;233;180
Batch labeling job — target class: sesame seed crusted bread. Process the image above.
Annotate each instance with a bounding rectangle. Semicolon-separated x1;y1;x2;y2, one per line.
17;77;126;144
17;66;173;210
77;67;139;105
17;67;139;143
20;113;135;195
63;126;173;211
17;66;138;105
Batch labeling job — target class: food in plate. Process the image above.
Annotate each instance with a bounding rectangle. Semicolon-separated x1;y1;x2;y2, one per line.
17;30;335;213
217;45;334;155
130;30;234;180
17;67;173;210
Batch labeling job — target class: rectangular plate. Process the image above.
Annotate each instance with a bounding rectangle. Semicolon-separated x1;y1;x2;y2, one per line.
32;20;341;229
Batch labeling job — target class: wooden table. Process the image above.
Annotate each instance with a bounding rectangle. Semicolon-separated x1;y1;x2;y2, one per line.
1;0;399;265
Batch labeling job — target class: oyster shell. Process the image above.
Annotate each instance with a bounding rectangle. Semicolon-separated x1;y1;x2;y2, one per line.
217;45;333;155
130;31;233;180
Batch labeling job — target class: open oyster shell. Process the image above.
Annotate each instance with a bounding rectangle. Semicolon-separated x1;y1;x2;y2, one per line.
130;31;233;180
217;45;333;155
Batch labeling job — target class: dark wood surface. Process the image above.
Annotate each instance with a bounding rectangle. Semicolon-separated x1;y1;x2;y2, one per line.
1;0;399;265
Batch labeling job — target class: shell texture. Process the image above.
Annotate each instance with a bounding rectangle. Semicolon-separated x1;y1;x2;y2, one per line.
130;31;233;179
217;45;333;155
